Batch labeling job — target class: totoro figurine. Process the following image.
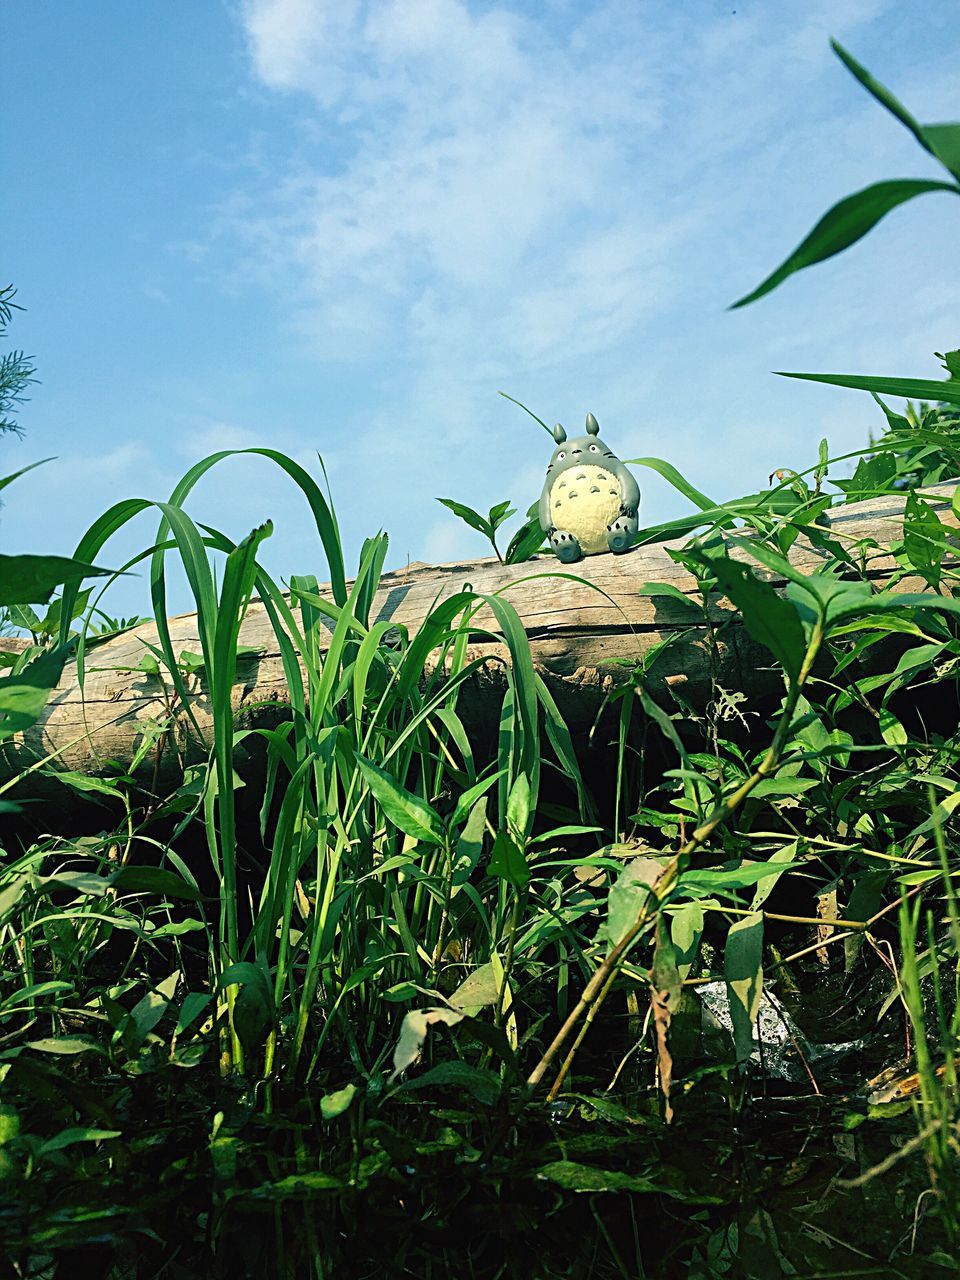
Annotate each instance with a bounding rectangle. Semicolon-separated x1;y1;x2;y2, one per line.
538;413;640;562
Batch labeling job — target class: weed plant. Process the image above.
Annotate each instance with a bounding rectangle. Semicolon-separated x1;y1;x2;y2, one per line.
0;38;959;1279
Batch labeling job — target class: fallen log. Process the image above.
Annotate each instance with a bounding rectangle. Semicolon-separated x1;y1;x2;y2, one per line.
1;484;955;792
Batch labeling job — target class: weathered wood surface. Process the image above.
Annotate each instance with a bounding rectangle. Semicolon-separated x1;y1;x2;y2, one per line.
1;484;955;789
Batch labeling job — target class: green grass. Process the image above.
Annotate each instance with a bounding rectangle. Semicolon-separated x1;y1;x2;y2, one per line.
2;407;960;1272
3;39;960;1274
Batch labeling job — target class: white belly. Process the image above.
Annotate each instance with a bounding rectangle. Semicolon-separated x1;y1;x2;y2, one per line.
549;465;621;554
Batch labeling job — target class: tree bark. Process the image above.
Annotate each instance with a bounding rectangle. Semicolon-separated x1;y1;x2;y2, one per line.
1;484;954;792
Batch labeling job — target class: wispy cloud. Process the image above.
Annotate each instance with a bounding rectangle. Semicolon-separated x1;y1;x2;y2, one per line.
222;0;958;564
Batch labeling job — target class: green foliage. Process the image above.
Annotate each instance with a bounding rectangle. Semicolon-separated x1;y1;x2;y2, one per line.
4;40;960;1275
437;494;544;563
732;42;960;308
0;285;36;437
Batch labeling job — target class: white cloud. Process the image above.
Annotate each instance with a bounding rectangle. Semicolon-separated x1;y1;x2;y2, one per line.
222;0;960;567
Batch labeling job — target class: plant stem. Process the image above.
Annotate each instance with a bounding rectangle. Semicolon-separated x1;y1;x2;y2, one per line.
528;622;823;1093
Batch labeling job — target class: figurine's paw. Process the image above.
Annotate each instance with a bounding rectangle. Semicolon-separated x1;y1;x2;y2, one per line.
619;503;637;519
551;529;583;563
606;517;636;554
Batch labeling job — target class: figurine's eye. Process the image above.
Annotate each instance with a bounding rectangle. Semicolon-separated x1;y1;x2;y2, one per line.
557;450;566;460
589;444;599;452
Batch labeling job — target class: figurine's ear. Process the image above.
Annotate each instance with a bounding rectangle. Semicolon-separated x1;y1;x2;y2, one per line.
585;413;600;436
552;423;567;444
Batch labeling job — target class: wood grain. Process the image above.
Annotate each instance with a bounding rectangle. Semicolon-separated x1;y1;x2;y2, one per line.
1;484;954;790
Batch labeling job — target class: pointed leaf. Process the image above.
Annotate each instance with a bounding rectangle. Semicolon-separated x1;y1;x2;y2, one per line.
625;457;714;511
488;830;530;888
831;40;931;153
320;1083;358;1120
389;1007;463;1081
731;180;956;309
0;646;68;740
725;912;764;1065
702;555;806;681
356;756;443;845
505;518;546;564
777;371;960;408
0;553;113;605
436;498;492;538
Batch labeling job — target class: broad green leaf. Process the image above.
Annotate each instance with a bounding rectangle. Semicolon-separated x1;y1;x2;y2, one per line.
750;776;819;798
231;1171;345;1200
488;830;530;888
831;40;924;138
38;1128;120;1156
601;859;663;949
506;772;531;842
0;980;73;1010
451;797;488;892
436;497;491;538
777;371;960;408
681;862;799;896
448;962;500;1011
40;870;113;896
220;961;275;1058
320;1082;358;1120
388;1007;464;1081
784;577;875;630
0;553;112;605
505;518;546;564
651;913;681;1016
879;708;908;746
830;591;960;625
903;489;946;586
725;912;764;1064
126;971;179;1050
398;1060;502;1105
25;1037;101;1055
449;771;503;831
487;500;516;530
175;992;212;1036
670;902;704;981
50;771;125;801
832;450;898;500
637;581;702;611
750;843;801;911
731;180;957;309
701;555;806;681
109;865;203;903
536;1160;721;1202
833;39;960;178
0;646;68;740
356;756;443;845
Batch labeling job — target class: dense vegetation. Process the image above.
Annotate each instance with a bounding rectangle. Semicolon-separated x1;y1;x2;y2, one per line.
1;41;959;1279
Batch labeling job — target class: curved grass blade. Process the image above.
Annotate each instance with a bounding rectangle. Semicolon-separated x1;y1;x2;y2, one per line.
498;391;554;437
730;180;957;310
212;520;273;962
830;40;936;160
625;457;716;511
777;371;960;408
0;458;55;493
0;554;113;607
60;498;154;645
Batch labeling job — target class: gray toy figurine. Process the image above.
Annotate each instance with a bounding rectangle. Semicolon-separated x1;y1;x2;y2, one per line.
538;413;640;562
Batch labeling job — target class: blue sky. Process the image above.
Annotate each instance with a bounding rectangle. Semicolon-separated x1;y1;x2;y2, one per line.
3;0;958;615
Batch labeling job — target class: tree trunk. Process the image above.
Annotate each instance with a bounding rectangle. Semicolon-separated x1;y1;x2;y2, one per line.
1;484;954;793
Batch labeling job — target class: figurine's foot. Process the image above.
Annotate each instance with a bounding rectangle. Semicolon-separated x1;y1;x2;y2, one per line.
607;517;636;554
551;529;583;563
